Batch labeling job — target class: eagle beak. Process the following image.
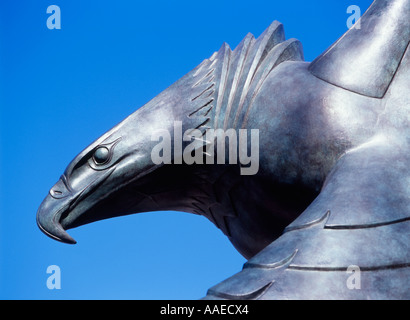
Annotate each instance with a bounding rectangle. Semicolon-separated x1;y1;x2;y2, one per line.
36;176;77;244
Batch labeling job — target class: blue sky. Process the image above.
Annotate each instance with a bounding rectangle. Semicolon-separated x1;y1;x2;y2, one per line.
0;0;373;299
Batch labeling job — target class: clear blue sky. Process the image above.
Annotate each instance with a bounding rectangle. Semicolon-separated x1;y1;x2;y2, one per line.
0;0;372;299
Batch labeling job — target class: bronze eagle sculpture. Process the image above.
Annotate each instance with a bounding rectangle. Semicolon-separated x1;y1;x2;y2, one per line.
37;0;410;299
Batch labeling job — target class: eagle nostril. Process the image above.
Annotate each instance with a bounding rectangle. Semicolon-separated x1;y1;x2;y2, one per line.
49;175;73;199
50;188;68;199
50;189;65;199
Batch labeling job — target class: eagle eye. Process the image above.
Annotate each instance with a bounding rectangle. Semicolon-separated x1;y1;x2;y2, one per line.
93;146;110;165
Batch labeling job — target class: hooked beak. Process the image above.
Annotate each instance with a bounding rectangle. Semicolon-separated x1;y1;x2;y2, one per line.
37;167;117;244
36;175;77;244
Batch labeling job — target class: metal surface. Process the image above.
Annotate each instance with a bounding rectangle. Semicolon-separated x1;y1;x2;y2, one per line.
37;0;409;299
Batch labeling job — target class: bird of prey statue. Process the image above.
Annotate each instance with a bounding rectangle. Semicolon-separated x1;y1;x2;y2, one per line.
37;0;409;299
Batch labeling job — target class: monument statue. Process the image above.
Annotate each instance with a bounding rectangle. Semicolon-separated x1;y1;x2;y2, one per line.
37;0;409;299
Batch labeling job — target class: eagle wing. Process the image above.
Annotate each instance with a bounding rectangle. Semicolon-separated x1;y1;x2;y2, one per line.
204;137;410;299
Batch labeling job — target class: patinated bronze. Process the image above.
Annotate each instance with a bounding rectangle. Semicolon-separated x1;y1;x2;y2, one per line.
37;0;410;299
